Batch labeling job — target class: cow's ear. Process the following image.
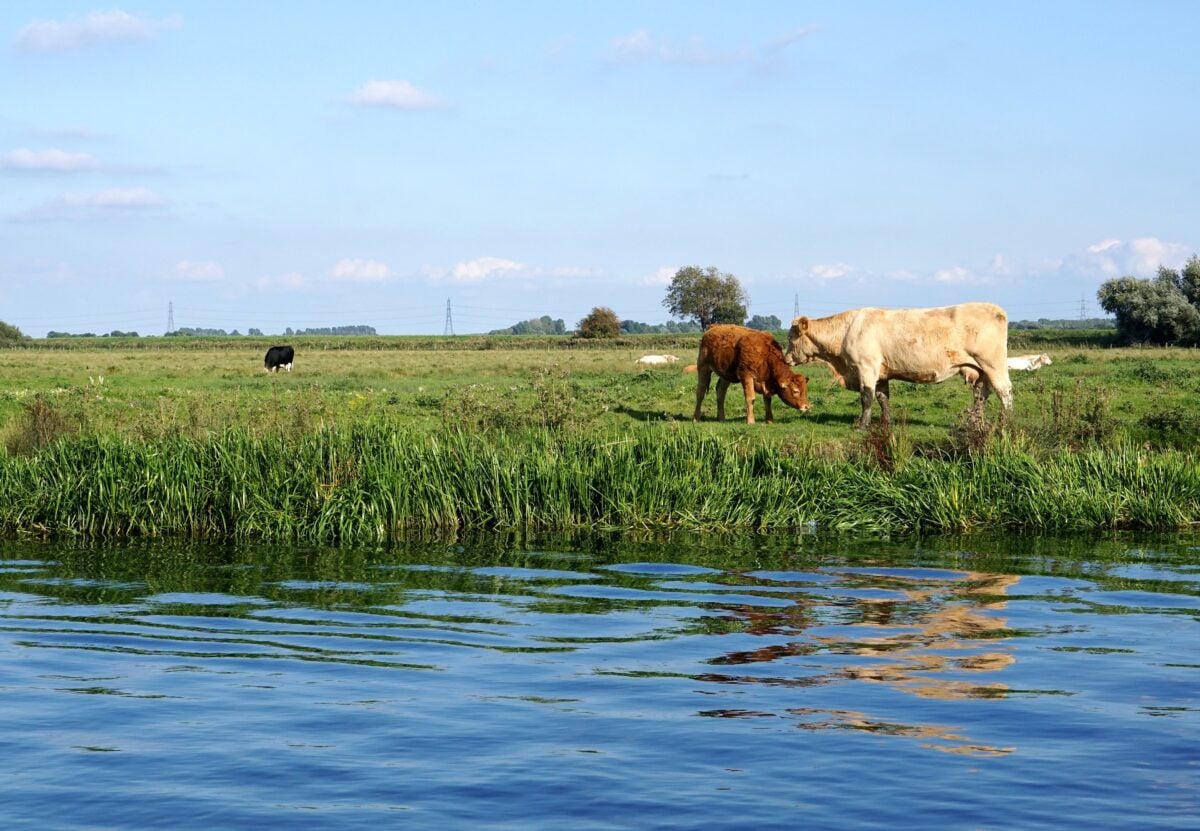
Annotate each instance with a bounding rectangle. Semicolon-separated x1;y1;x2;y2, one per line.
795;316;810;332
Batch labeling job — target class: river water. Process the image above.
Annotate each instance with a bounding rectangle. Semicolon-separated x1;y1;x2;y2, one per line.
0;533;1196;830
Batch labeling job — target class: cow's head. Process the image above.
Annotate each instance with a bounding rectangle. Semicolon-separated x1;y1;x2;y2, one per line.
778;370;811;413
785;317;816;365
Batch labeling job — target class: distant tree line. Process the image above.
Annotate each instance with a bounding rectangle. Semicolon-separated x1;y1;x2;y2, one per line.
620;319;702;334
1010;318;1116;331
166;327;247;337
490;316;567;335
160;325;374;337
1098;256;1200;345
48;330;141;338
285;325;376;336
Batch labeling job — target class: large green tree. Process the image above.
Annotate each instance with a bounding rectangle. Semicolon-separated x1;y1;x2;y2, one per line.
1097;255;1200;345
576;306;621;339
662;266;748;329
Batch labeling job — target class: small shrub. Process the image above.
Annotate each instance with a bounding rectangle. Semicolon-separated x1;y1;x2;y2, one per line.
1139;406;1199;434
1030;381;1115;448
5;396;74;455
947;407;998;457
1124;359;1170;384
530;365;578;430
439;384;523;433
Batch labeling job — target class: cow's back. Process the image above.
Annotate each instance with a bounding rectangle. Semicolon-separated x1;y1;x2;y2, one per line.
697;325;749;379
844;303;1008;381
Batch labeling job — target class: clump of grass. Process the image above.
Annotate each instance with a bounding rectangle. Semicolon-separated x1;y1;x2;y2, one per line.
945;407;1000;457
4;395;76;455
1025;381;1116;448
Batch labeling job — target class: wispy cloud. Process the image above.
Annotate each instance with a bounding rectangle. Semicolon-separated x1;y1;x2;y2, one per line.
1063;237;1192;278
61;186;166;209
640;266;678;286
2;147;99;172
256;272;307;291
14;9;182;53
807;263;856;282
172;260;224;282
932;266;982;284
608;25;817;66
12;186;169;221
330;258;391;282
446;256;525;283
348;80;447;110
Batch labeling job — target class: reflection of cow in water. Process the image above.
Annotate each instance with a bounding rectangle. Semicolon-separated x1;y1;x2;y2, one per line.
701;568;1020;754
264;345;295;373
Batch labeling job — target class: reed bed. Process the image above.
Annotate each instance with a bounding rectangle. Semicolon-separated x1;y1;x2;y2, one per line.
1;424;1196;542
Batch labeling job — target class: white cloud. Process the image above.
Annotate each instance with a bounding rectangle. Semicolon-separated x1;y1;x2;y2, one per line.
609;29;750;65
932;266;982;284
172;260;224;282
330;258;391;282
764;25;820;52
641;266;678;286
2;147;99;172
348;80;446;110
808;263;855;282
14;9;182;53
1065;237;1192;278
61;186;166;208
446;256;526;283
609;25;816;65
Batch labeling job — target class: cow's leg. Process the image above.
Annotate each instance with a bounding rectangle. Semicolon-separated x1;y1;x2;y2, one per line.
693;370;712;422
969;379;988;415
740;374;757;425
715;378;732;421
974;361;1014;414
285;363;292;372
875;380;891;429
763;394;774;424
855;370;879;429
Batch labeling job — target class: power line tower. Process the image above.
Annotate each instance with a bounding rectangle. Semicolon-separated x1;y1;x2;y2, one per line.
1080;295;1086;320
167;301;175;334
443;298;455;336
793;293;799;321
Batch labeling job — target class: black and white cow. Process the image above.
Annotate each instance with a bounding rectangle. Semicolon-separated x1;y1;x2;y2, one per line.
264;345;295;373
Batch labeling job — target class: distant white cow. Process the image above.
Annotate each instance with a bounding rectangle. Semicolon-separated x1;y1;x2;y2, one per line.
1007;353;1052;371
635;354;680;367
962;353;1051;386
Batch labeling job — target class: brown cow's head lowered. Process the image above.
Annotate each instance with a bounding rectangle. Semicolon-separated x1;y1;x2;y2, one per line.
776;369;810;413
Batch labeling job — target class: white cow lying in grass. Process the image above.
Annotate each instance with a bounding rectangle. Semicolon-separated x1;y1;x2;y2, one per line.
635;354;680;367
962;353;1052;386
1007;353;1052;371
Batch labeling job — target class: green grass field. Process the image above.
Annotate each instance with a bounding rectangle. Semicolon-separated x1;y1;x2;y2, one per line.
0;332;1197;540
2;331;1197;450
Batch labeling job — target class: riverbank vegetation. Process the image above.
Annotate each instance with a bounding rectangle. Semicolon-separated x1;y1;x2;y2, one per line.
0;330;1197;540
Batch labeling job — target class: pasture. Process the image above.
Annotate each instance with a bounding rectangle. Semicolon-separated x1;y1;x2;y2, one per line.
1;332;1197;451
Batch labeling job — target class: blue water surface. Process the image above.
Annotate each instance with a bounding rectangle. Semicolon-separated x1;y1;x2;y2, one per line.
0;534;1196;830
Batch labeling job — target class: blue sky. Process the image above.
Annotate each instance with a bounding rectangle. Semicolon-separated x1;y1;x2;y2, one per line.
2;2;1197;337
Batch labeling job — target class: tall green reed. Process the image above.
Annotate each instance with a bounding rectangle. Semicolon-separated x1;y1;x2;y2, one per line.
0;423;1196;542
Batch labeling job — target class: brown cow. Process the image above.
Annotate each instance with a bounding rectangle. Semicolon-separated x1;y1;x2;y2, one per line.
787;303;1013;429
693;324;810;424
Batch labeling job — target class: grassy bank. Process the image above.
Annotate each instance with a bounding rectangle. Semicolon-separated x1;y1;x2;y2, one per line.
2;332;1199;541
1;424;1196;541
